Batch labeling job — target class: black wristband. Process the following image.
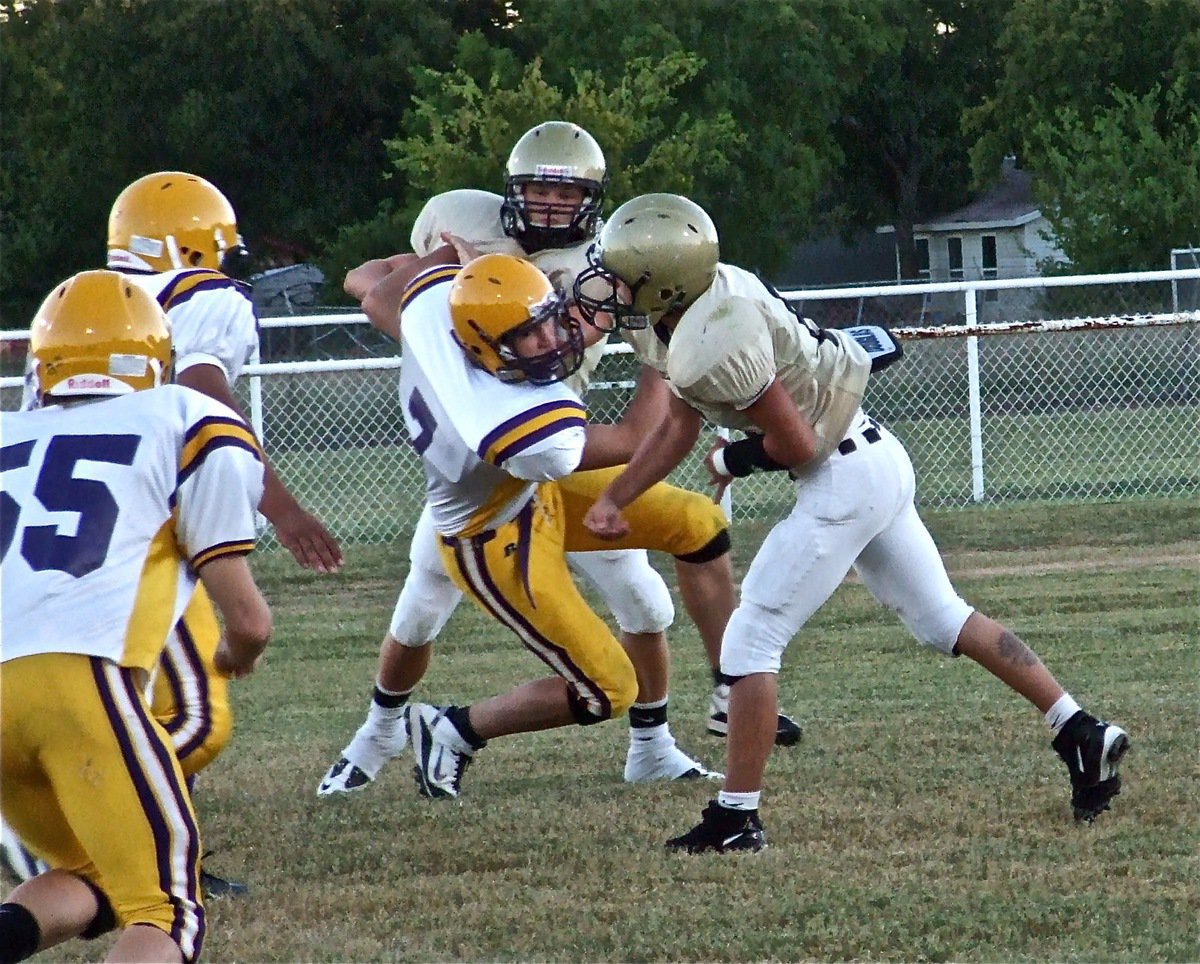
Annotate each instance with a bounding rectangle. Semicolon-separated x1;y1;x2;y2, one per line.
722;435;789;476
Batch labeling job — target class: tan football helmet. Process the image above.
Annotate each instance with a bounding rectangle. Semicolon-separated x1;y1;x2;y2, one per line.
573;193;719;332
500;121;607;251
449;254;584;385
29;270;172;400
108;171;244;272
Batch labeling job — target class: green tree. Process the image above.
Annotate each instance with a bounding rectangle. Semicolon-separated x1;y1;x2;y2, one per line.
831;0;1013;278
966;0;1200;270
502;0;885;274
1028;82;1200;272
319;42;742;296
0;0;466;324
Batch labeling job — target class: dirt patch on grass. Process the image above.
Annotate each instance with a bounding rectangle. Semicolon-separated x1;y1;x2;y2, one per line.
941;540;1199;580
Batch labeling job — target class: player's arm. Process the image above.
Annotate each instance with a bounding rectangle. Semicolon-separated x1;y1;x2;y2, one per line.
344;253;418;302
177;363;343;573
739;377;818;470
584;391;703;539
200;553;273;679
360;244;459;339
576;364;671;469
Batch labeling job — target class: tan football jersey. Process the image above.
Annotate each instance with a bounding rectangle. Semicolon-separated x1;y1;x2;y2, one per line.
631;263;871;465
409;189;525;259
409;188;604;396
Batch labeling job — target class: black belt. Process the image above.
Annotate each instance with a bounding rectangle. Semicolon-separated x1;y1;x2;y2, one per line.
837;419;881;456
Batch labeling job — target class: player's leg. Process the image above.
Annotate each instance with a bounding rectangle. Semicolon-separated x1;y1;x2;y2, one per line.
407;486;638;798
2;653;203;962
319;505;461;796
568;547;719;781
561;467;803;746
152;587;240;897
668;444;890;853
853;428;1129;822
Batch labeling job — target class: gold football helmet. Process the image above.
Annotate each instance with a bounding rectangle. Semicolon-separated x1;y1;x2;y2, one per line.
107;171;243;272
574;193;719;332
29;270;172;401
500;121;607;251
449;254;584;385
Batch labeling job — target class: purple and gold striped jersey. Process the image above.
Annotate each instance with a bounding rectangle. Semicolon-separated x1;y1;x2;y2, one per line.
398;265;586;538
1;385;264;670
115;265;258;386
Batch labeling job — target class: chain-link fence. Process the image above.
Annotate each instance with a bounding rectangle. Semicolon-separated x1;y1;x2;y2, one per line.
2;271;1197;547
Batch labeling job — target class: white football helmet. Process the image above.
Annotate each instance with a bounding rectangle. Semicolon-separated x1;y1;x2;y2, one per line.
500;122;607;251
574;193;719;331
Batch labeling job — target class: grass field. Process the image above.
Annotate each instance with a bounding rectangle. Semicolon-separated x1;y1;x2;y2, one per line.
34;499;1200;962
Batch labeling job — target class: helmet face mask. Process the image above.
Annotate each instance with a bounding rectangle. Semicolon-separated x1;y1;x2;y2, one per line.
573;194;719;332
450;254;584;386
108;171;245;273
499;122;607;251
29;270;172;403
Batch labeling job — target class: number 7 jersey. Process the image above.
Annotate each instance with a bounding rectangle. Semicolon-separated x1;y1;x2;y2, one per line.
397;265;587;538
1;385;265;670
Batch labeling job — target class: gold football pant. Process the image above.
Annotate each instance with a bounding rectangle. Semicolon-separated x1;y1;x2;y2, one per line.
150;585;232;777
437;467;729;722
1;652;205;958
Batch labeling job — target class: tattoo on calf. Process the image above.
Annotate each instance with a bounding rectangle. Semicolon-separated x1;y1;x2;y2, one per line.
997;630;1039;667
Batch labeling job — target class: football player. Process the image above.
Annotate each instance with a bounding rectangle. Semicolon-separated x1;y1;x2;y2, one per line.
576;193;1130;852
387;251;734;799
0;271;271;963
321;122;799;797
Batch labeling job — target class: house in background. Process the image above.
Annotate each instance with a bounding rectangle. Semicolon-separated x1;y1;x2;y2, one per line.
902;156;1067;321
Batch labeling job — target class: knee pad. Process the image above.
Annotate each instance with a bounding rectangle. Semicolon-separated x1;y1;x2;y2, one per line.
77;876;117;940
897;599;974;656
567;689;611;726
388;563;462;644
675;527;731;565
569;550;674;634
719;600;790;677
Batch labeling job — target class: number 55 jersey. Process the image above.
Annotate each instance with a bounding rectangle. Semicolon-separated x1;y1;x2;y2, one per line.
1;385;264;670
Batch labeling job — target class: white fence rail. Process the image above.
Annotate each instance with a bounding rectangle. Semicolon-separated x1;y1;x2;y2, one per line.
3;270;1197;546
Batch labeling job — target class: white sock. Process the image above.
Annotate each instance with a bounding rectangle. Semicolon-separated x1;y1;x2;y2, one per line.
1045;693;1082;732
630;722;671;744
718;790;761;811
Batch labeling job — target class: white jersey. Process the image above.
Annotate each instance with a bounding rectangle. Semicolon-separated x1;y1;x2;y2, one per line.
409;189;606;397
1;386;264;670
397;265;587;537
623;263;872;465
112;264;259;386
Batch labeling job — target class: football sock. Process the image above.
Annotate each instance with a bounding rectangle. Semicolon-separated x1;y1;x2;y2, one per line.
717;790;761;812
0;902;41;964
628;698;669;734
1045;693;1082;732
372;684;412;710
447;705;487;751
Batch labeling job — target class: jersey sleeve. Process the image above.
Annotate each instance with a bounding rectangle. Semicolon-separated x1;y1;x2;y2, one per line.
503;428;586;481
174;394;265;569
159;271;258;384
667;297;777;409
475;399;587;480
410;190;524;258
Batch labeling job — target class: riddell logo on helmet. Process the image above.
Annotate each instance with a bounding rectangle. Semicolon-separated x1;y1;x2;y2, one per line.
534;164;572;178
67;375;113;390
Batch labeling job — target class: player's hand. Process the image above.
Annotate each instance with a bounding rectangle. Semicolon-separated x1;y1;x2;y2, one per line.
214;637;261;680
441;232;481;264
273;506;344;573
704;437;733;505
584;494;630;541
